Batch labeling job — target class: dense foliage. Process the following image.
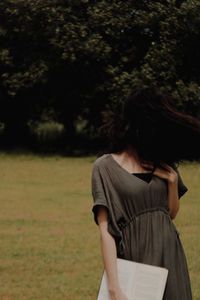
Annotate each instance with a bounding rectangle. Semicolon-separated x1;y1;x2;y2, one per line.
0;0;200;152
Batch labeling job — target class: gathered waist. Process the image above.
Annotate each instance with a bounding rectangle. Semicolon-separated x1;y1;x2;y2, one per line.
117;207;170;230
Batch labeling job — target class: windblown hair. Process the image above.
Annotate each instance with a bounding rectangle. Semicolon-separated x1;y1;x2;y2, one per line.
97;86;200;169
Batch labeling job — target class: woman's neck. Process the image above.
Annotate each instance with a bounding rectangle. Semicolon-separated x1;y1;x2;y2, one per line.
113;146;147;173
125;145;140;161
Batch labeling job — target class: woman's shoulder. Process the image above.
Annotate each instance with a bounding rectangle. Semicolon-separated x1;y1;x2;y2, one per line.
92;153;111;169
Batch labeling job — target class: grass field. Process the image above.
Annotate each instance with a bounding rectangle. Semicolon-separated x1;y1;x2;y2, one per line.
0;152;199;300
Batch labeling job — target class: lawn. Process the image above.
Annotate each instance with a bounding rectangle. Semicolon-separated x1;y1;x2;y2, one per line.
0;152;199;299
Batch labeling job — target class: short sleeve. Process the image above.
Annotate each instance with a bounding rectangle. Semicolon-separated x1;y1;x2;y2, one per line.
91;162;125;257
171;163;188;199
91;163;110;226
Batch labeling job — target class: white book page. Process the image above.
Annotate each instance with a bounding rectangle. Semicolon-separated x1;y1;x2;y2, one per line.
117;259;137;298
97;259;168;300
131;264;168;300
97;270;110;300
97;259;136;300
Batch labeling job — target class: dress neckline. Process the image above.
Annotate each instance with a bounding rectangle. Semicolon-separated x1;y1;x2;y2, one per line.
108;153;154;186
132;172;153;175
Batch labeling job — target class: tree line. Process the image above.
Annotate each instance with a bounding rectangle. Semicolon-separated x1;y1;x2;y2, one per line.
0;0;200;154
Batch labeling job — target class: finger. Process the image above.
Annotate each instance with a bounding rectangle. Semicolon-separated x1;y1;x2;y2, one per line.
141;162;154;168
159;163;172;172
142;164;155;171
153;169;169;180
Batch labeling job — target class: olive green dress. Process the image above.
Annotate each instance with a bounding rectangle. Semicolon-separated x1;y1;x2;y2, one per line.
91;153;193;300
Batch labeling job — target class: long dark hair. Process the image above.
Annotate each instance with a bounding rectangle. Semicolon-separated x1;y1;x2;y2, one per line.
97;86;200;169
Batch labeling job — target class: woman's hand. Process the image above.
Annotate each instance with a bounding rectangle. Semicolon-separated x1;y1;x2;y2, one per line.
142;161;180;219
109;286;129;300
142;162;178;184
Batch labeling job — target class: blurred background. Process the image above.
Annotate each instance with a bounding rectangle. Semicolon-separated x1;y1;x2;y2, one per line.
0;0;200;155
0;1;200;299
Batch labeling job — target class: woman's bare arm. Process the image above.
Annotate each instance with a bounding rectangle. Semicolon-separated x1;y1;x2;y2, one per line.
97;206;128;300
167;180;179;219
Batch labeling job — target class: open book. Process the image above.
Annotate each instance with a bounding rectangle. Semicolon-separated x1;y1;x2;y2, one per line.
97;258;168;300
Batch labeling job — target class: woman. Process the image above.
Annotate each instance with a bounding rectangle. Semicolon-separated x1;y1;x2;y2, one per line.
91;86;200;300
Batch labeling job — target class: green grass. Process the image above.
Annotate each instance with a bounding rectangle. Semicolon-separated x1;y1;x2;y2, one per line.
0;153;199;299
173;161;200;299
